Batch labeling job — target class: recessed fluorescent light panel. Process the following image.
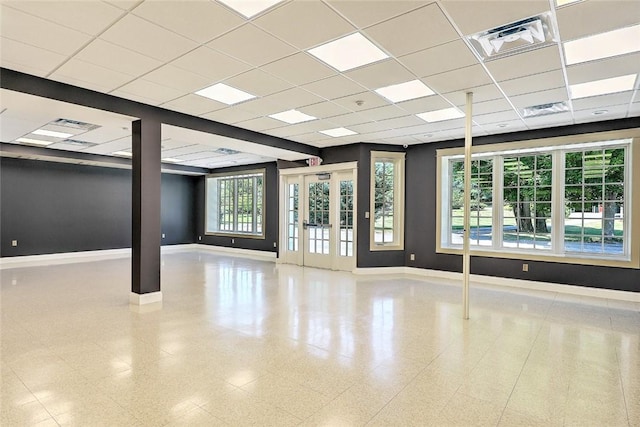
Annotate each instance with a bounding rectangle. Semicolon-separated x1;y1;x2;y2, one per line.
308;33;389;72
113;151;133;157
570;74;637;99
319;127;358;137
564;24;640;65
162;158;184;163
375;80;435;103
416;108;464;122
467;13;557;61
195;83;256;105
16;137;55;146
556;0;580;5
217;0;282;18
32;129;74;138
269;109;317;124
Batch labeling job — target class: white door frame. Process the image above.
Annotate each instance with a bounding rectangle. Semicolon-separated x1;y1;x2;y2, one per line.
279;162;358;271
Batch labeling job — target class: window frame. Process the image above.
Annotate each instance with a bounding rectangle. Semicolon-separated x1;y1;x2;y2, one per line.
370;151;405;251
205;168;266;239
436;129;639;268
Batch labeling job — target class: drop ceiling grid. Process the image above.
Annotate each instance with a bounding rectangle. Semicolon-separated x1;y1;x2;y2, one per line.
0;0;638;161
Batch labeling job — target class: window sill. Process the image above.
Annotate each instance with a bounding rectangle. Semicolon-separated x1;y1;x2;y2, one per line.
370;244;404;251
436;246;638;269
205;232;265;240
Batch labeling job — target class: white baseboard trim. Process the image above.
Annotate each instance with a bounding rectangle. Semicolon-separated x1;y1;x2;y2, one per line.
0;244;200;270
353;266;640;302
194;244;277;262
0;248;132;269
130;291;163;305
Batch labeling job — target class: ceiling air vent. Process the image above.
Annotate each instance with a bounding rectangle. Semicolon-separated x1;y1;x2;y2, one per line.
62;139;98;148
215;147;240;155
51;118;101;131
468;12;557;61
522;101;569;118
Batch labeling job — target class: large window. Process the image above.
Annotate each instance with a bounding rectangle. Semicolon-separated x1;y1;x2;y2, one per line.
206;170;264;238
438;133;637;266
371;151;405;250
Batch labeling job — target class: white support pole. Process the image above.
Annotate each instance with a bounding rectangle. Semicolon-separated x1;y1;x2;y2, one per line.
462;92;473;320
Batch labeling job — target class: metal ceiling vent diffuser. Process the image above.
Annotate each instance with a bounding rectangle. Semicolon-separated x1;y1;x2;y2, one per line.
522;101;569;118
468;12;557;61
52;118;101;131
215;147;240;155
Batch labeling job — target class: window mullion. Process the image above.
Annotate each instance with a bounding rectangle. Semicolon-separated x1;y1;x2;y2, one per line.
493;155;503;250
552;151;564;254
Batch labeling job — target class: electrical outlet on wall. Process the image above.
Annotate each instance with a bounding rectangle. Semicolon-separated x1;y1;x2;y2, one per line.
273;242;277;247
232;238;235;244
410;253;415;261
11;240;18;247
162;233;165;239
198;236;202;241
522;263;529;272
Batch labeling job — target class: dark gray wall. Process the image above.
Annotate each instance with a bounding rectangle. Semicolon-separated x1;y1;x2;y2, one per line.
321;143;406;268
0;157;197;257
403;118;640;293
195;162;279;253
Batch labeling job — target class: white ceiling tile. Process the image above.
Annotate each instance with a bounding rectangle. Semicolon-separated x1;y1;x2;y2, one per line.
83;137;131;154
357;105;407;121
276;120;345;136
113;79;184;105
481;120;528;134
399;39;478;78
253;1;354;49
143;64;211;93
103;0;140;11
236;97;288;116
224;69;293;97
50;59;133;92
4;0;124;36
326;0;424;29
0;37;65;76
325;113;370;127
573;104;629;123
201;107;260;124
264;88;325;109
332;91;390;111
440;0;549;35
524;113;573;129
424;64;493;94
345;59;415;89
161;144;210;156
75;39;162;77
486;46;562;81
207;24;297;67
261;53;336;86
302;75;367;100
161;94;227;116
289;132;328;143
566;53;640;85
456;97;512;115
100;14;198;62
299;102;351;119
571;92;634;111
170;47;252;82
0;5;92;56
77;127;130;144
359;129;400;140
473;110;522;125
396;95;453;114
510;88;568;110
363;3;459;56
556;0;640;41
376;114;425;129
235;116;284;132
133;0;244;43
349;121;394;134
442;84;504;105
499;70;566;97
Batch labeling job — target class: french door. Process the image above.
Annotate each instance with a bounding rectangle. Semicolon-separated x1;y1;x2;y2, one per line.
280;164;356;271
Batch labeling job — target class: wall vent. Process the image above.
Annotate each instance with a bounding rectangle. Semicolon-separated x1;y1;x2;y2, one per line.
522;101;569;118
468;12;557;61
